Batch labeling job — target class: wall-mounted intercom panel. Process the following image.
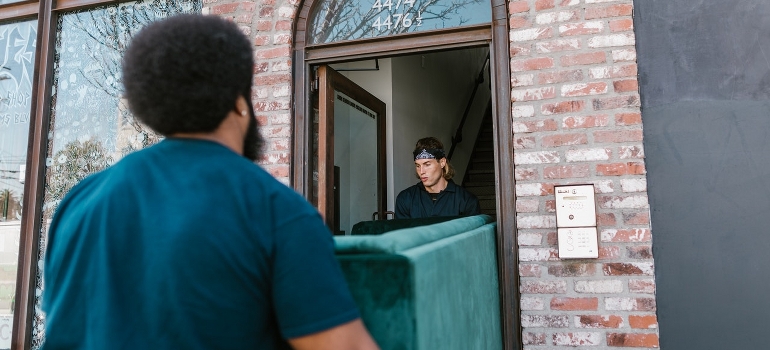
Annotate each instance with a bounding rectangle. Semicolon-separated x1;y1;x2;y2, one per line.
555;184;597;228
554;184;598;259
557;227;599;259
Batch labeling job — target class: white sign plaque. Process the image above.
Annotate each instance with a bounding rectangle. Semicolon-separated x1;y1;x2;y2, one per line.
558;227;599;259
555;184;596;228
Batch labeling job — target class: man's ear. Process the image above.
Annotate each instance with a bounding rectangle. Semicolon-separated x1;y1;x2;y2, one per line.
439;158;447;168
235;95;249;118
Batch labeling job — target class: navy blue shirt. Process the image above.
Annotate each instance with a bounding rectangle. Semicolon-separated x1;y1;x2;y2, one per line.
395;179;480;219
42;139;359;350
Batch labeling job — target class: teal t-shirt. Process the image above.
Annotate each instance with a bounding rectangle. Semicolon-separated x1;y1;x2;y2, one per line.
42;139;360;350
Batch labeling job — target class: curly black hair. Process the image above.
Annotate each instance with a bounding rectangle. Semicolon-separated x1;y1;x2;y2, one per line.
122;14;254;135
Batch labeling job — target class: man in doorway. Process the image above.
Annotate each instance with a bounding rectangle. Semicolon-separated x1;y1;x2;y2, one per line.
395;137;480;219
41;14;378;350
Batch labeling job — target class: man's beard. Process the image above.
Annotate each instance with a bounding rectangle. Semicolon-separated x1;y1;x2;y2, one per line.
242;102;263;161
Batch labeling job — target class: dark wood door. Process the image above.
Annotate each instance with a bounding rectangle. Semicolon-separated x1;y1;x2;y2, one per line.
316;65;387;232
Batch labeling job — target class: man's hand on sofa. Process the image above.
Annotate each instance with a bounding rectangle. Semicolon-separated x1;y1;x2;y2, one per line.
288;318;380;350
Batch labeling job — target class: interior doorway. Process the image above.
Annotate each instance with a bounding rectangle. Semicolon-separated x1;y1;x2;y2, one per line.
311;46;494;235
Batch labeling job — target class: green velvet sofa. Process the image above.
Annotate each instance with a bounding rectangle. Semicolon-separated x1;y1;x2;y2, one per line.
333;215;502;350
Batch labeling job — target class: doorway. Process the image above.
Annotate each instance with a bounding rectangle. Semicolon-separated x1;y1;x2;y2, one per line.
292;2;519;347
311;47;494;235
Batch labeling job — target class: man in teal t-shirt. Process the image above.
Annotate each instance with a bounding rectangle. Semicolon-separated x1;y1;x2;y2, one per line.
42;14;378;350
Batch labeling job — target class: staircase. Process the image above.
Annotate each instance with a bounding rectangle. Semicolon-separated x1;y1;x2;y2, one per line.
461;103;497;220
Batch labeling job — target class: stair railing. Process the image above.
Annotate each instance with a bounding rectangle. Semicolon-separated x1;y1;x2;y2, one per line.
447;52;490;161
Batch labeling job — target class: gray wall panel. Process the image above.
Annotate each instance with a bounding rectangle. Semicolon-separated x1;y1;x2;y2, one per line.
635;0;770;348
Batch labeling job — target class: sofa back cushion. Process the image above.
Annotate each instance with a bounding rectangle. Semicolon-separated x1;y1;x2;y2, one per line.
349;216;460;235
334;214;492;254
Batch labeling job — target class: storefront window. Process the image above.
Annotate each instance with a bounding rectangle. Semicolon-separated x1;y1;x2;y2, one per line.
307;0;491;45
0;0;29;6
0;19;35;350
30;1;200;347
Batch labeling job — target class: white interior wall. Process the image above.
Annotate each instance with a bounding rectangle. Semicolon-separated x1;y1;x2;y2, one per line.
391;48;491;203
335;47;490;215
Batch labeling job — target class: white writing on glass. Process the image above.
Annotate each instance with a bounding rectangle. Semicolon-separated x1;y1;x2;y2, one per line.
370;0;422;31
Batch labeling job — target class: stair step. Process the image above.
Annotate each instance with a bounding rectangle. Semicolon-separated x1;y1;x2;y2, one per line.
465;186;496;196
464;173;495;182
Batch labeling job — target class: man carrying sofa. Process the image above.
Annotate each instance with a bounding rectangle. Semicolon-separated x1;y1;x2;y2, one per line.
395;137;480;219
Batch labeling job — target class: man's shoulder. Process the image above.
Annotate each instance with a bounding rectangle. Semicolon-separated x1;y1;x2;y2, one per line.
396;182;423;198
446;180;478;200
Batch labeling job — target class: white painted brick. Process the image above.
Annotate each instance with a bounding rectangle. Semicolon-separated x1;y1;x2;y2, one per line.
589;65;633;79
620;178;647;192
516;183;546;197
565;148;610;162
536;39;581;53
272;60;291;72
255;87;270;99
272;85;290;98
515;151;561;165
512;74;535;87
277;6;294;18
592;180;615;193
519;248;559;262
601;195;650;209
513;105;536;118
516;198;540;212
559;21;604;34
606;297;641;311
273;33;291;45
629;279;657;294
588;33;636;48
513;120;551;133
554;332;602;346
561;82;608;96
619;145;645;159
511;27;551;42
575;280;624;293
512;86;555;102
517;215;557;229
536;11;577;25
562;0;580;5
612;48;637;62
601;229;650;242
521;315;570;328
518;232;543;246
269;113;291;125
521;297;546;310
586;0;621;3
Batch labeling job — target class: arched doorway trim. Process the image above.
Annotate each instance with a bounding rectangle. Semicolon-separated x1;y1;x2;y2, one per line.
291;1;519;348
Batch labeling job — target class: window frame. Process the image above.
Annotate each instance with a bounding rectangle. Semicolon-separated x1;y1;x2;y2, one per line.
0;0;156;348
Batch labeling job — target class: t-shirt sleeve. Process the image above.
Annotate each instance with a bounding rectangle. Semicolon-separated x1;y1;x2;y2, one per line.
271;202;360;339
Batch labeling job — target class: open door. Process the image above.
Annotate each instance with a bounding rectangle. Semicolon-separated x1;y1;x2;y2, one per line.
314;65;387;234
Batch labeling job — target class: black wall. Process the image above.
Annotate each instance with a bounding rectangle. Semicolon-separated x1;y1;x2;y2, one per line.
634;1;770;349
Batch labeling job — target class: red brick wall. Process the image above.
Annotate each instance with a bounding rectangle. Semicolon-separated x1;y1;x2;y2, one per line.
204;0;659;348
511;0;658;348
204;0;296;185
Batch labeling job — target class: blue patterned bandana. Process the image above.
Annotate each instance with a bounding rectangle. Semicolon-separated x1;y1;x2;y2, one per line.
413;148;446;161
